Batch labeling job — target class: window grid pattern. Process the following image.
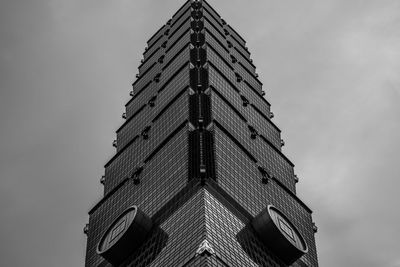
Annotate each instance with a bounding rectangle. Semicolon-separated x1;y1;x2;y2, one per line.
203;8;223;32
141;96;188;161
144;35;167;62
190;256;209;266
209;70;243;114
210;81;280;151
126;189;206;267
171;1;191;26
147;25;167;54
126;65;189;121
205;33;230;64
227;35;250;59
207;47;235;83
212;95;253;150
209;64;270;119
230;48;256;74
226;24;246;47
246;105;281;150
234;61;262;92
119;87;188;152
169;11;191;41
154;72;189;115
133;65;161;96
207;45;232;74
202;0;222;26
204;190;282;267
86;128;188;267
139;48;163;75
238;77;271;116
214;128;315;266
214;127;268;217
253;136;296;192
205;27;229;53
164;32;190;63
212;92;294;191
126;82;157;119
168;21;191;48
160;49;190;86
204;256;233;267
210;64;280;150
105;95;188;193
204;18;226;42
117;105;153;151
104;137;140;194
125;82;155;119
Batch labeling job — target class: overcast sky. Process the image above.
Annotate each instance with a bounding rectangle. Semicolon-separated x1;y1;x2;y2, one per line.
0;0;399;266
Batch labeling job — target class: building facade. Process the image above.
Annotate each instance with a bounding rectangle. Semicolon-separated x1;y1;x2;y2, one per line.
84;1;318;266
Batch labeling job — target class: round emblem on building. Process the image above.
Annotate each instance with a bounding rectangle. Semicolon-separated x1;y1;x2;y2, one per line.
97;206;152;266
252;205;308;265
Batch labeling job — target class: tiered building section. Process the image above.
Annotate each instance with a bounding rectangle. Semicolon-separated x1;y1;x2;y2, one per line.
84;0;318;266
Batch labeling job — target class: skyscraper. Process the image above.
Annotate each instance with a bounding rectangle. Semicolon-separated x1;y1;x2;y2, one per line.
84;0;318;266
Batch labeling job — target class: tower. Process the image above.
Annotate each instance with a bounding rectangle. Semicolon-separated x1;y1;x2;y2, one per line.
84;0;318;266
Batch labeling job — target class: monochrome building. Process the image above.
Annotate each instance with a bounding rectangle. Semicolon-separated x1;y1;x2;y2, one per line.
84;0;318;266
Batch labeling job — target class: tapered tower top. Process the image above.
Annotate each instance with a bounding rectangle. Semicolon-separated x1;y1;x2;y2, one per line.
84;1;318;266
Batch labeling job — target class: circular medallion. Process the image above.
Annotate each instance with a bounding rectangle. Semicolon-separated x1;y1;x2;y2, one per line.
97;206;152;265
252;205;308;265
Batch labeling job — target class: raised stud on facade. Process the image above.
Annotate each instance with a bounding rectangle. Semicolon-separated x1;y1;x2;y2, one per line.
148;96;157;107
294;174;299;183
235;73;243;82
240;95;249;107
141;126;151;140
154;73;161;83
248;125;258;139
83;223;89;235
313;222;318;233
269;112;274;119
131;166;143;185
258;166;271;184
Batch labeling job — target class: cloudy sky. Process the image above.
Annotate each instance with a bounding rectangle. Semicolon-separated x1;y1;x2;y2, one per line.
0;0;399;266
